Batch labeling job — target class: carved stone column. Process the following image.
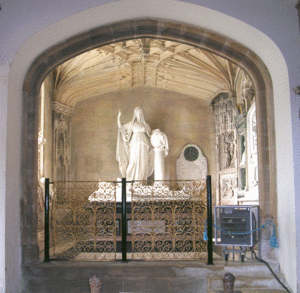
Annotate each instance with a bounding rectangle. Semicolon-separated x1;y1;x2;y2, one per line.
211;93;238;205
245;103;259;203
236;78;256;202
53;102;74;181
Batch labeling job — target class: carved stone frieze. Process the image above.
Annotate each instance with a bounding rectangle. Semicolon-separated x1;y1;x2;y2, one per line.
53;102;74;116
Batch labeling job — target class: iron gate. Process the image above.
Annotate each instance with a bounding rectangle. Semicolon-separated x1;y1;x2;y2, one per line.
130;180;207;261
50;181;117;261
46;179;209;262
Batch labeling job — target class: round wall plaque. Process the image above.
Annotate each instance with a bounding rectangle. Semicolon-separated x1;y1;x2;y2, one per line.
184;146;199;162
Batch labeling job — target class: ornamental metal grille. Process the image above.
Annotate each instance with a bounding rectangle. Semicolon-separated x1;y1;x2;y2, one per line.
50;181;117;261
49;180;207;261
130;180;207;261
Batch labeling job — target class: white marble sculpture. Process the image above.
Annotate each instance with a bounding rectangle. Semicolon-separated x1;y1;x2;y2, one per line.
116;107;154;180
151;129;168;180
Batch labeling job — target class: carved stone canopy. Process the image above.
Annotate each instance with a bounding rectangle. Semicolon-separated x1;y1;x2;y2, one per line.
47;38;248;108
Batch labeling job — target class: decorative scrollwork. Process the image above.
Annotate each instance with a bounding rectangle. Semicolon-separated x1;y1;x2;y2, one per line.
51;181;117;261
131;180;207;261
50;180;207;261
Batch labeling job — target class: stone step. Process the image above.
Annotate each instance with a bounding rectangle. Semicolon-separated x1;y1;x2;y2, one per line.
207;289;286;293
224;262;279;276
24;262;208;293
23;260;288;293
207;275;287;291
207;263;290;293
210;260;281;277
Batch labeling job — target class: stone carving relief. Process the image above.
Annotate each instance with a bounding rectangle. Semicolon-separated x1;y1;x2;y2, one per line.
223;131;235;169
233;102;259;204
236;96;247;192
38;130;46;179
239;75;255;114
212;89;258;205
138;38;152;61
212;93;238;205
220;172;238;205
53;101;75;116
53;102;73;181
248;104;258;189
234;76;259;204
176;144;207;180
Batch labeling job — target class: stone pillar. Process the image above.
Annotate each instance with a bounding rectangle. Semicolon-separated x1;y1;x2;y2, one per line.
151;129;168;181
153;148;166;180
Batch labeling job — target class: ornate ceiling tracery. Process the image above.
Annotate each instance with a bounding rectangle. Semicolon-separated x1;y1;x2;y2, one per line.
48;38;245;108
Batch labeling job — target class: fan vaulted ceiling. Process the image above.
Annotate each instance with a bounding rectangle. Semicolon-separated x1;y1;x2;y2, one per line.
49;38;245;108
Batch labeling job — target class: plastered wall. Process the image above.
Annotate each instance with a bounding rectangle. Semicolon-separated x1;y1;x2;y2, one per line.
71;87;216;182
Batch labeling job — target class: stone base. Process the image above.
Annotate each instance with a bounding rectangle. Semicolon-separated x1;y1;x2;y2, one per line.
23;258;287;293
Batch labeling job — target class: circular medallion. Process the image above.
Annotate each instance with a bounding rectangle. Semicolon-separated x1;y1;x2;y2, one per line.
184;146;199;162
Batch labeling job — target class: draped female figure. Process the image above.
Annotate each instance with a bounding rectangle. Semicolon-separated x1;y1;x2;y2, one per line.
116;107;154;180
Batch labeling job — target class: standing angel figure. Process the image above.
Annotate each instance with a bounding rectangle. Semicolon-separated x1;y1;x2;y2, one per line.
116;107;154;180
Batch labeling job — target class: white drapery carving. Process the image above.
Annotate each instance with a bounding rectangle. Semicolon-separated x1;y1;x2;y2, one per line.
116;107;154;181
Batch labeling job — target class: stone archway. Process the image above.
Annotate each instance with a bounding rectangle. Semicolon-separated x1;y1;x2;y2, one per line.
22;19;276;264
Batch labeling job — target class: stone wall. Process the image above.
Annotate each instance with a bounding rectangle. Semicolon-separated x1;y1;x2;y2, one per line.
70;86;216;182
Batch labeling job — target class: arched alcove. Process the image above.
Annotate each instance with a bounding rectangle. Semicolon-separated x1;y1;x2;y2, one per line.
22;19;275;264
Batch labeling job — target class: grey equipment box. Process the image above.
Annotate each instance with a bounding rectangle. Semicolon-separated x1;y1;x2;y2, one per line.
214;205;259;247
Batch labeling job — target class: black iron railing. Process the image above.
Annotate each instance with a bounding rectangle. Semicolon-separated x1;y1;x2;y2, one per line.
44;177;213;263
